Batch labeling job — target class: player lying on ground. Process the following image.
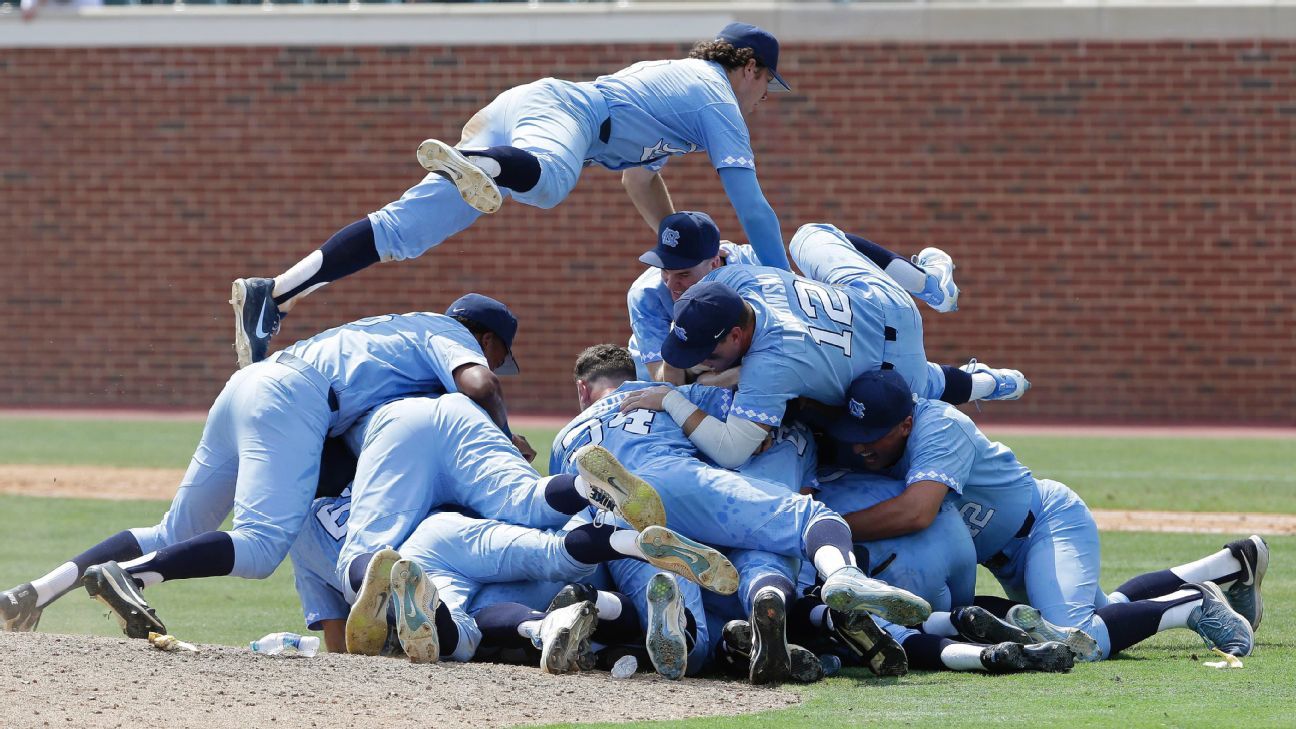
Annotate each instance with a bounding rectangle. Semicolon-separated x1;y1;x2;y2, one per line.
820;368;1261;660
628;212;960;384
0;296;534;637
231;22;796;368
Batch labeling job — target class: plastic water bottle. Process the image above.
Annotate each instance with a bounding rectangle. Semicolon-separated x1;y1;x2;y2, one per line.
610;654;638;678
250;632;320;657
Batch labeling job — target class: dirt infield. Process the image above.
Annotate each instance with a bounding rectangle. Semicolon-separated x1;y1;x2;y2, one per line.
4;464;1294;535
0;632;796;729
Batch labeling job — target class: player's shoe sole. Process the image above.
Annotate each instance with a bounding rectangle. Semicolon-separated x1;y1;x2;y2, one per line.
981;641;1075;674
538;601;599;675
391;559;440;664
1;583;41;632
1223;535;1268;630
952;605;1032;645
748;587;792;685
1006;604;1102;662
831;608;909;677
229;277;279;369
416;139;503;214
645;573;688;680
822;567;932;627
720;620;825;684
574;445;667;532
788;645;826;683
82;562;165;639
637;525;738;595
914;247;959;313
345;548;401;656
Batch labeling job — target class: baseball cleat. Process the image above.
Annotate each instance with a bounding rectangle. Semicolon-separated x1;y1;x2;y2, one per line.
537;601;599;675
748;586;792;685
1;583;41;632
230;277;280;369
822;567;932;627
720;619;824;684
391;559;440;664
951;605;1032;646
644;573;688;680
1184;581;1254;658
1006;604;1102;662
980;641;1075;674
788;645;827;683
637;525;738;595
547;582;599;613
962;359;1030;401
574;445;667;532
82;563;165;639
913;247;959;313
829;608;909;677
416;139;503;214
345;548;401;656
1222;535;1268;630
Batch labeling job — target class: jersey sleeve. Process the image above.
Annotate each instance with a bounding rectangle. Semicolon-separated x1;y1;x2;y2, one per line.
903;408;977;495
678;383;735;420
424;326;489;392
729;353;798;427
627;283;672;367
698;102;756;171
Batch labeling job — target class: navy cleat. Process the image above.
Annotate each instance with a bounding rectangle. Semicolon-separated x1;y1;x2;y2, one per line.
822;567;932;627
391;559;440;664
1184;581;1254;658
83;562;165;639
829;608;908;677
644;573;688;680
230;277;281;369
913;247;959;313
980;641;1075;674
720;619;825;684
1222;535;1268;630
1;583;41;632
748;586;792;685
1006;604;1102;662
637;525;738;595
952;605;1032;645
546;582;599;613
345;548;401;656
962;358;1030;401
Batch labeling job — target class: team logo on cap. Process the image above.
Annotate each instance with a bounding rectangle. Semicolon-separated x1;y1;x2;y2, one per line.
848;399;866;419
661;227;681;248
672;325;688;342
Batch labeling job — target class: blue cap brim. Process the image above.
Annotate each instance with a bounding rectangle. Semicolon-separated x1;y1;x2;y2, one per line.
496;351;519;376
769;69;790;92
660;333;714;370
639;249;710;271
825;415;898;445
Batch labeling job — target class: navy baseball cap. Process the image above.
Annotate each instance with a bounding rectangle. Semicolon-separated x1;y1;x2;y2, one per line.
446;293;520;375
717;22;790;91
827;370;916;443
661;281;745;369
639;211;722;270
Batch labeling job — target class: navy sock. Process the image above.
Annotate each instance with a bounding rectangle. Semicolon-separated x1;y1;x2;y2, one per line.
972;595;1019;618
748;573;796;607
72;530;143;574
274;218;380;304
562;523;623;565
463;146;541;193
125;531;235;582
1113;569;1197;602
435;601;460;657
900;633;955;671
844;232;904;268
348;552;375;594
472;602;546;651
939;365;973;405
543;474;587;516
683;608;698;652
592;593;642;644
787;593;826;646
803;519;853;568
1096;592;1200;656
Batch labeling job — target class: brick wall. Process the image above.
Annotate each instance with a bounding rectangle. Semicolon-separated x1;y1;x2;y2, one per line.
1;41;1292;423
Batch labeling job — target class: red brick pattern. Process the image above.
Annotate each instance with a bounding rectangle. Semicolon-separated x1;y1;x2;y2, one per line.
1;42;1292;423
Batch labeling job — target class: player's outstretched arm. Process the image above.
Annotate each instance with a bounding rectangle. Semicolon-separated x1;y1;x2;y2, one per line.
718;167;790;270
618;385;770;468
452;363;513;438
840;481;948;541
622;167;676;232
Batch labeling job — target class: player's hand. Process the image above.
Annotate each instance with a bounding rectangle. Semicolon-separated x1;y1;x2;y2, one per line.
619;385;673;413
695;366;741;390
512;433;537;463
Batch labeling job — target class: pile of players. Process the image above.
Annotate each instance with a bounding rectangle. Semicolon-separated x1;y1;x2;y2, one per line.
0;22;1266;684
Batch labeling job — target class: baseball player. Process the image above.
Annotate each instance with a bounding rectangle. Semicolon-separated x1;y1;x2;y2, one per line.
0;295;529;638
553;344;933;634
230;22;795;368
629;212;960;385
821;369;1258;661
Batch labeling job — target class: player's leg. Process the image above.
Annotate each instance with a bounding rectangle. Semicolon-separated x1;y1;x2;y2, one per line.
785;590;908;677
607;559;709;679
1108;535;1266;630
472;599;600;675
562;519;738;595
400;511;599;588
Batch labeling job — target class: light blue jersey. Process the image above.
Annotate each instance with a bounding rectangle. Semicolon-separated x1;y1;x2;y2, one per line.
591;59;756;173
627;243;762;379
282;312;486;437
288;491;354;631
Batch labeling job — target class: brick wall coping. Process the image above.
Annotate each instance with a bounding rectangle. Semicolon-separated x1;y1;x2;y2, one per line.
5;2;1296;48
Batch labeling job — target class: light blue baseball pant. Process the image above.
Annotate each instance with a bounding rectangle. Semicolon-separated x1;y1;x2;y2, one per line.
988;478;1115;658
131;358;334;579
607;558;711;676
789;223;946;400
369;78;606;262
338;394;569;593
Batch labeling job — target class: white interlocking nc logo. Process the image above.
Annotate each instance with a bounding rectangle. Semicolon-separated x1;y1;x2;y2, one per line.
661;228;681;248
848;399;866;419
673;325;688;341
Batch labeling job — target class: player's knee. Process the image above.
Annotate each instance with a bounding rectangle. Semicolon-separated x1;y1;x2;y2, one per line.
228;529;294;579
